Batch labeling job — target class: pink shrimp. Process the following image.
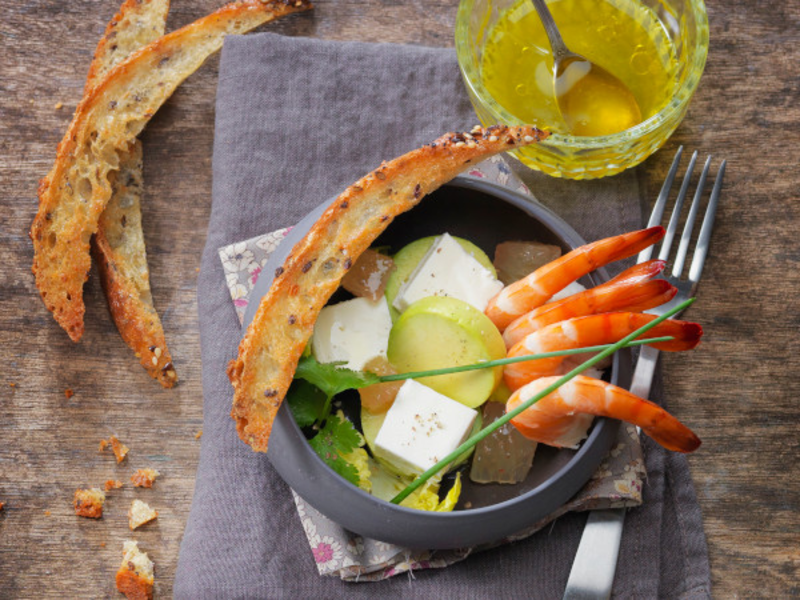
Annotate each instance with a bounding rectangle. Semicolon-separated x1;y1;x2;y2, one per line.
485;227;665;331
506;375;701;453
503;312;702;391
502;260;677;348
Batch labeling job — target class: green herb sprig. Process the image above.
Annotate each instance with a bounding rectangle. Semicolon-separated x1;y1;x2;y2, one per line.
389;297;695;505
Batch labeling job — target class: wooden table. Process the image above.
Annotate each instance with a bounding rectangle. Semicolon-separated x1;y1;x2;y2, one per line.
1;0;797;597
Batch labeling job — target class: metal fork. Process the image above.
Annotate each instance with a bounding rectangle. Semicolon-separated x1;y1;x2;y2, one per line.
562;147;726;600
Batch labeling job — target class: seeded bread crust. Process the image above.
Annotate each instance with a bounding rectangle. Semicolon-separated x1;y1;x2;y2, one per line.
31;0;313;341
228;125;548;452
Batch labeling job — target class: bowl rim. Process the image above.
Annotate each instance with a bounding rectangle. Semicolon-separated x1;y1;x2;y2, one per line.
243;176;630;549
454;0;710;149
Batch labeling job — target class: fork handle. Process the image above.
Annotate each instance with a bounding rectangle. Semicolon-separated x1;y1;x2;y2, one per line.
563;508;626;600
562;345;661;599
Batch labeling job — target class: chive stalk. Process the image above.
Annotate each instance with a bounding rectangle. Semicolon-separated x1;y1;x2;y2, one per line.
377;336;675;383
390;297;695;505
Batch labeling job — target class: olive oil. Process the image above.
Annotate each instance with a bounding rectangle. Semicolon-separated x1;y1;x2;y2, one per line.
481;0;677;136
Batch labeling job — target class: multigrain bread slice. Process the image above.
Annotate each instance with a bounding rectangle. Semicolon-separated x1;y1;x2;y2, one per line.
116;540;154;600
85;0;178;385
31;0;313;341
228;125;548;452
94;142;177;385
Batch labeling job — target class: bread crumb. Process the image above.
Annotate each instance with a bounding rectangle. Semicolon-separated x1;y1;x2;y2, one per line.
100;435;129;463
128;499;158;530
105;479;124;491
131;468;160;488
116;540;154;600
54;102;63;110
194;430;203;440
74;488;105;518
64;388;74;399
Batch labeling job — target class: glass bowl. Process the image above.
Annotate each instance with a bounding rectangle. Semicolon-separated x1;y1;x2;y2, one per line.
455;0;709;179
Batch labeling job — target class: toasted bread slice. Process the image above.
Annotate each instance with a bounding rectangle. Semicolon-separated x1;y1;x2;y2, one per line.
31;0;313;341
228;125;548;452
94;142;177;385
87;1;178;385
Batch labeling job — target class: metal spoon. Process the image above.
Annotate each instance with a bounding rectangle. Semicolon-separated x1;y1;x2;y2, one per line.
529;0;642;136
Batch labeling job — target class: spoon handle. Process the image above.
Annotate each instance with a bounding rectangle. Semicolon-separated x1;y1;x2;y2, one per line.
529;0;571;61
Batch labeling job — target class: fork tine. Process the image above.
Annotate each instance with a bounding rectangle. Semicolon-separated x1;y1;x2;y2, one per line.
688;160;726;285
672;156;712;277
638;146;683;264
658;150;698;261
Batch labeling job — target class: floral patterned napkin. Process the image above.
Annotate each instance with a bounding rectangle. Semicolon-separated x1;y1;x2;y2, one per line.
219;158;645;581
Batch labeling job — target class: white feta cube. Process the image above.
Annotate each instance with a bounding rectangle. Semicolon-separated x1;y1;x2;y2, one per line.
311;296;392;371
374;380;478;473
392;233;503;313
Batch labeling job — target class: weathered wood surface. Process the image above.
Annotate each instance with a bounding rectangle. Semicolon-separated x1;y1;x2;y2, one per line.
0;0;797;597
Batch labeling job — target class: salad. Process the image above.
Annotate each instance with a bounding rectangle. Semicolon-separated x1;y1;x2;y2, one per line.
285;227;702;511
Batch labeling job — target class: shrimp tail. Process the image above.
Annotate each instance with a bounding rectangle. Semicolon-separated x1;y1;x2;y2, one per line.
608;258;667;285
645;318;703;351
487;227;666;331
643;416;702;453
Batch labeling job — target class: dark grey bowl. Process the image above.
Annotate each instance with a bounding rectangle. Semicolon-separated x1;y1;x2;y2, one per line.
243;176;631;549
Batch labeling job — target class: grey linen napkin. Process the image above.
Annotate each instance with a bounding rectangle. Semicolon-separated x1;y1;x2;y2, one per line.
175;33;711;598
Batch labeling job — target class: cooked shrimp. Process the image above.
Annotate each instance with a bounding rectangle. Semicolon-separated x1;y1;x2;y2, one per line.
486;227;665;331
506;375;701;453
502;260;677;348
503;312;702;391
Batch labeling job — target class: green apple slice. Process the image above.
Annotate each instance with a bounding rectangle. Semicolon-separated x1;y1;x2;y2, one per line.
387;296;506;408
384;236;496;317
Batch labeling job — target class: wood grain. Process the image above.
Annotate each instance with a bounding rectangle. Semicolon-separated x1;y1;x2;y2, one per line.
0;0;798;597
